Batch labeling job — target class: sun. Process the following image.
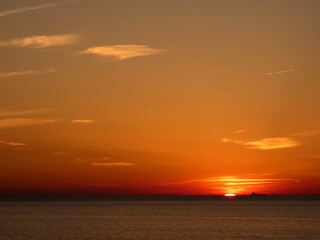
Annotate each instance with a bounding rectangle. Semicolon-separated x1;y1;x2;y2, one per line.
224;193;236;197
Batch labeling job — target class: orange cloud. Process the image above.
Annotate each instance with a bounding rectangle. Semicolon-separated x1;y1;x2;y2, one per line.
243;137;301;150
266;68;294;76
0;0;79;18
90;162;137;167
71;119;95;123
221;138;244;144
208;177;299;185
207;176;300;194
0;69;55;79
0;34;78;48
5;142;27;146
292;130;320;137
80;45;164;60
234;129;247;134
222;137;300;150
0;118;57;129
162;176;300;195
52;152;67;155
0;108;54;117
0;140;27;146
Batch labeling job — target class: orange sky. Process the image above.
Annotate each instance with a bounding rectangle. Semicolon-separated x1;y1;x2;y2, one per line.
1;0;320;196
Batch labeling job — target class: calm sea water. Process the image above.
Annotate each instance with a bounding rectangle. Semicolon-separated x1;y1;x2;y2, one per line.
0;196;319;240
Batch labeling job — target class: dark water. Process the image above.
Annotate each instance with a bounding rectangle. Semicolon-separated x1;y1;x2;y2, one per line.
0;196;319;240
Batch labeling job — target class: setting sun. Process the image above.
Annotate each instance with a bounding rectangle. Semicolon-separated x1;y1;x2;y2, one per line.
224;194;236;197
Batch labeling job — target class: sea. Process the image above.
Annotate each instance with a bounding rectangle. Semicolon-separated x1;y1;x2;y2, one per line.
0;196;319;240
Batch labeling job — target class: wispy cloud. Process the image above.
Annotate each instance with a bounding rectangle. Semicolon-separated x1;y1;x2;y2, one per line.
5;142;27;146
162;176;299;192
266;68;294;76
234;129;247;134
52;152;67;155
90;162;137;167
221;138;244;144
0;108;54;118
0;69;55;79
222;137;300;150
161;178;205;186
292;130;320;137
0;118;57;129
206;176;299;193
243;137;300;150
208;176;299;185
80;45;164;60
0;34;79;48
0;0;79;18
72;119;95;124
0;140;27;146
75;156;136;167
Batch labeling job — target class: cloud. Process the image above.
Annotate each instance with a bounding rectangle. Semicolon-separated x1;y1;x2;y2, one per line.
205;176;300;193
90;162;137;167
221;138;244;144
222;137;300;150
292;130;320;137
52;152;67;155
208;177;299;185
5;142;27;146
80;45;164;60
162;176;299;190
0;118;57;129
72;119;95;124
0;69;55;79
221;138;231;143
75;156;136;167
275;69;295;74
266;68;294;76
0;140;27;146
234;129;247;134
0;0;79;18
161;178;206;186
0;108;54;118
243;137;300;150
0;34;78;48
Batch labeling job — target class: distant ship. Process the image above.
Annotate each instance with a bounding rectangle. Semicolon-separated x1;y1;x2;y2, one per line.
251;192;267;196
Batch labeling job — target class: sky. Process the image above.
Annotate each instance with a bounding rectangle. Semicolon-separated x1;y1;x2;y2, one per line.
0;0;320;196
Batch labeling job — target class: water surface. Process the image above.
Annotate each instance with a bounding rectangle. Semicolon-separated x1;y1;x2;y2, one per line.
1;196;319;240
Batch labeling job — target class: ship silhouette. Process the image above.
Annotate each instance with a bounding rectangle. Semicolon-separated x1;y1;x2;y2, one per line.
251;192;267;196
